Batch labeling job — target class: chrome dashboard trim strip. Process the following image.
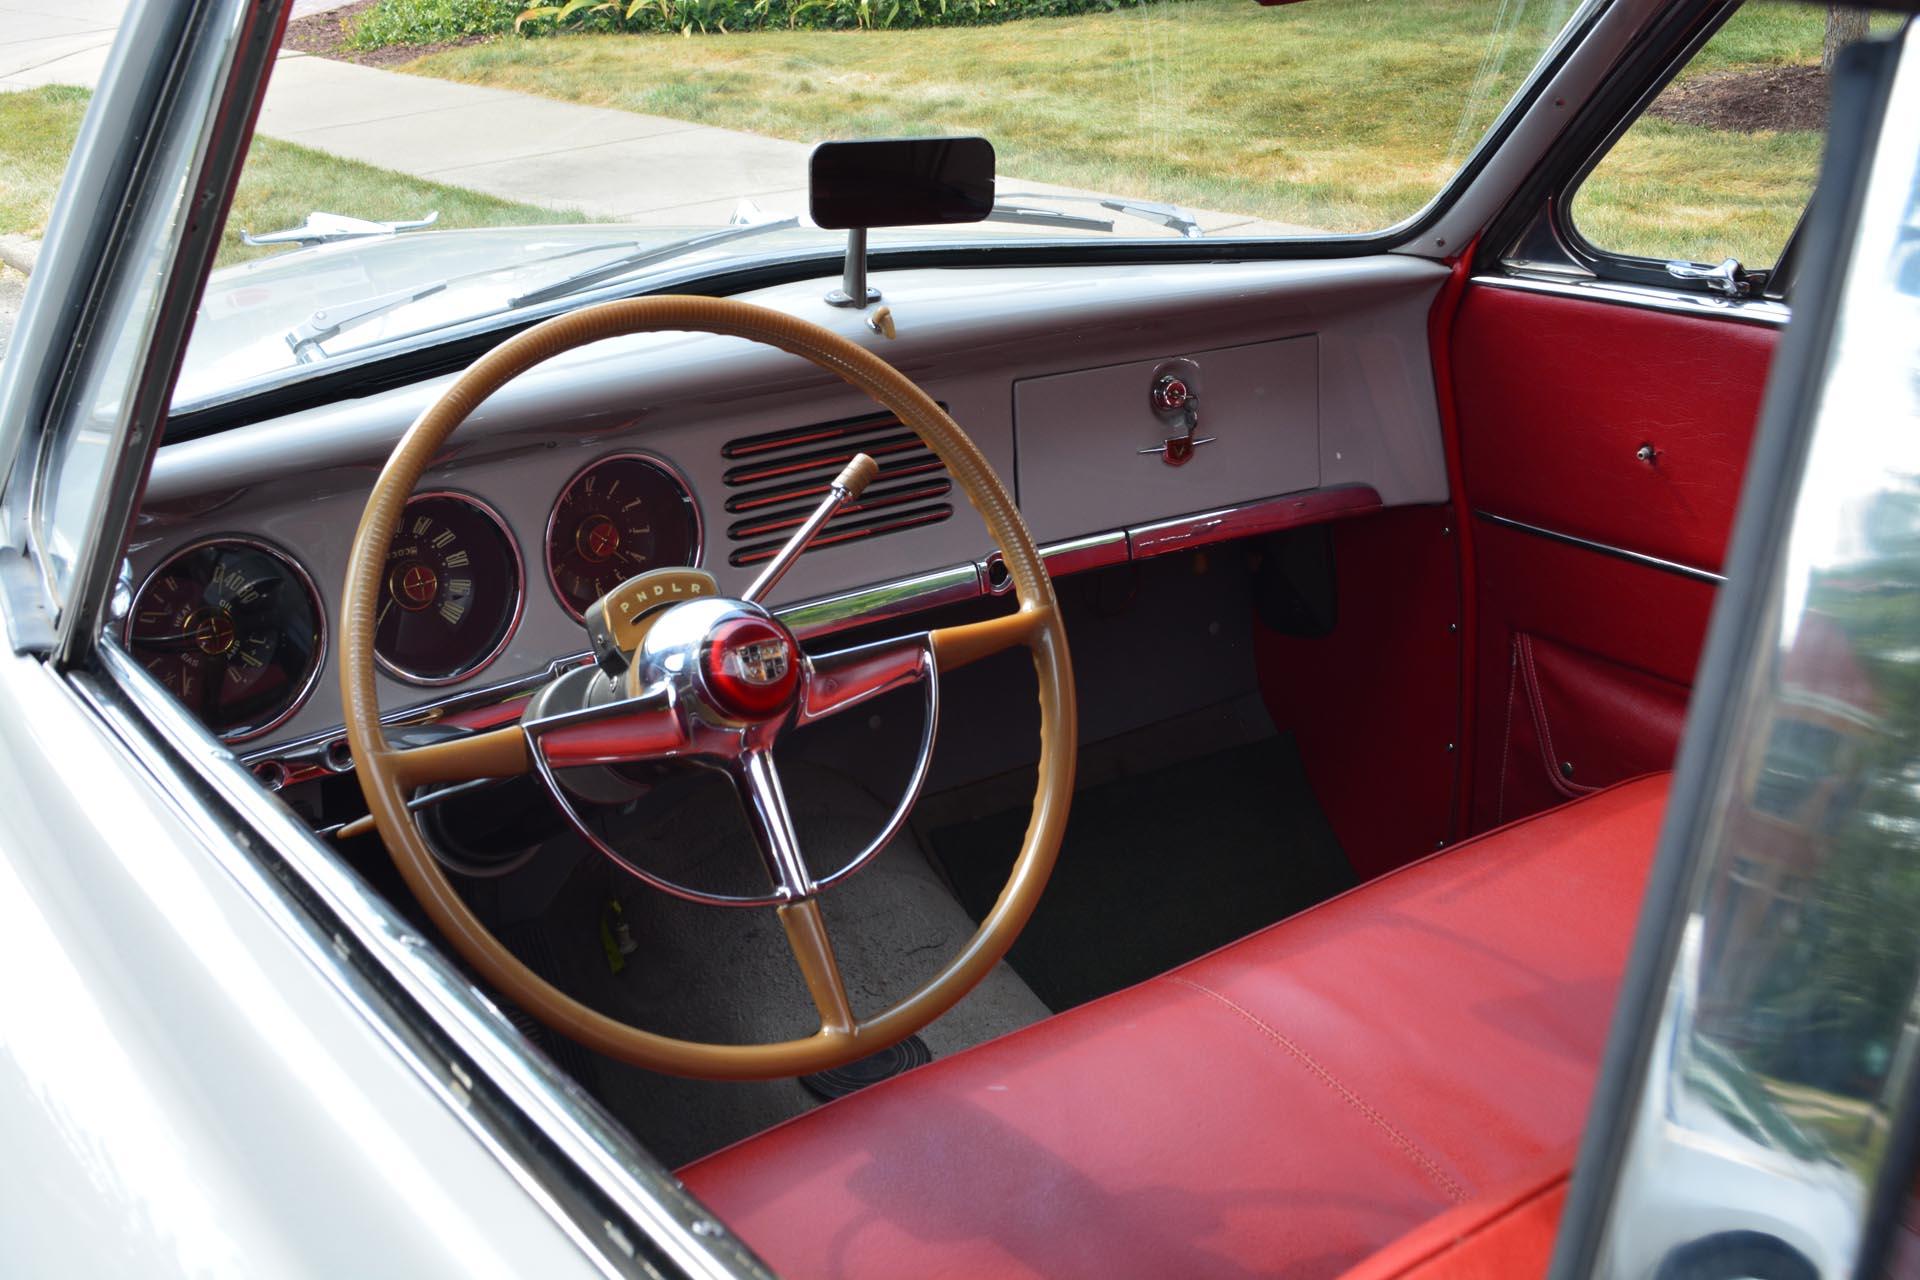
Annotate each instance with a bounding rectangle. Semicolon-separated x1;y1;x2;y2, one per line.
1472;273;1792;328
1129;485;1384;558
242;649;594;769
1038;529;1131;578
87;638;771;1280
1476;510;1727;585
244;493;1372;768
776;561;984;641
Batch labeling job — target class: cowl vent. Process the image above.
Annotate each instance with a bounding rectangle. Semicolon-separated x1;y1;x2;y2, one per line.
721;411;954;567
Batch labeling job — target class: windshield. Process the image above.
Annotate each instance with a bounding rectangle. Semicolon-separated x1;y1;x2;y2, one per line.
170;0;1591;411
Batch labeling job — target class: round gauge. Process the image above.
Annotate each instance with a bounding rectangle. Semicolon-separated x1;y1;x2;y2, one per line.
545;453;702;620
126;538;324;742
375;492;523;685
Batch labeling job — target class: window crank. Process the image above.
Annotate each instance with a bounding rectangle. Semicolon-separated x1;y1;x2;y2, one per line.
1139;372;1216;467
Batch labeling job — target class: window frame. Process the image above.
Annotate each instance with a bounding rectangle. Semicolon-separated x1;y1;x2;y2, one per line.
1485;0;1814;319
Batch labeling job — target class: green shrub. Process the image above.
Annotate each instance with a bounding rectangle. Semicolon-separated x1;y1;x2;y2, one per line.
347;0;1143;47
347;0;527;48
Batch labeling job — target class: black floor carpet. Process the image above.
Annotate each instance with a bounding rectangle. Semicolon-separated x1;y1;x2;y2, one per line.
928;734;1355;1011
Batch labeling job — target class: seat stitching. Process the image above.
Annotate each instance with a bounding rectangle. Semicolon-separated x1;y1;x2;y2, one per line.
1164;975;1472;1204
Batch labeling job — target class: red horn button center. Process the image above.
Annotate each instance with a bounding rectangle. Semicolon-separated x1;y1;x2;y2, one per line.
700;616;799;719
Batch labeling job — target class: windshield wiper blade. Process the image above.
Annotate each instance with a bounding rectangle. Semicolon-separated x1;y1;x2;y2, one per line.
995;192;1204;239
509;216;801;308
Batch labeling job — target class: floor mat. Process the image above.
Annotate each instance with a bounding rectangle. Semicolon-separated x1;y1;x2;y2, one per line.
928;733;1355;1010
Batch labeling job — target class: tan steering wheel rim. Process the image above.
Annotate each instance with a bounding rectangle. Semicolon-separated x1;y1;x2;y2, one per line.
342;295;1077;1080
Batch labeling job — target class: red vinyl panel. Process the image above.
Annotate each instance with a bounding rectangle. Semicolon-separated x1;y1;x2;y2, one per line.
1453;285;1775;831
682;776;1667;1280
1255;505;1462;880
1454;285;1776;574
1469;517;1716;829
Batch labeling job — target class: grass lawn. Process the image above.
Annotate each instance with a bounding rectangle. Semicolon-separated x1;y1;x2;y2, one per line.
0;85;583;267
404;0;1837;262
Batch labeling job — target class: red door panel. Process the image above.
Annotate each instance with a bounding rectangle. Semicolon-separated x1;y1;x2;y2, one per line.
1452;285;1775;832
1455;286;1775;574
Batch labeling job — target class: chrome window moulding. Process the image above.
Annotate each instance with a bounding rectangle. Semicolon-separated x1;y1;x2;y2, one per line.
85;638;773;1280
1472;273;1790;328
240;489;1380;772
1476;510;1727;585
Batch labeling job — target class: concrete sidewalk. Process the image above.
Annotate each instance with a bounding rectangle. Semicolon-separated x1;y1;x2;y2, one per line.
0;1;1288;236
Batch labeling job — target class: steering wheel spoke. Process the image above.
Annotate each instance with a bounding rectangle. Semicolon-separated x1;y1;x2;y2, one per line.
731;747;816;899
778;898;855;1036
799;632;935;726
524;686;686;769
931;605;1050;672
388;723;532;788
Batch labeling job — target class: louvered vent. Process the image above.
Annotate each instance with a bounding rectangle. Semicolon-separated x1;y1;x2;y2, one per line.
721;411;954;567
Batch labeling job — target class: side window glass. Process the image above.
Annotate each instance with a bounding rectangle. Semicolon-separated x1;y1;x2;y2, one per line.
1569;2;1857;278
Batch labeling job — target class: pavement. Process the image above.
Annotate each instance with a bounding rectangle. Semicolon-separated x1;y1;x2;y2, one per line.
0;0;1289;354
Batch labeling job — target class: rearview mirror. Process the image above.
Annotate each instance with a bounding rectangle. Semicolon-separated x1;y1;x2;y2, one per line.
809;137;995;230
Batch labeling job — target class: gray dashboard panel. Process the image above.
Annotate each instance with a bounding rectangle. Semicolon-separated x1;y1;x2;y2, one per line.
138;255;1449;753
1013;336;1320;544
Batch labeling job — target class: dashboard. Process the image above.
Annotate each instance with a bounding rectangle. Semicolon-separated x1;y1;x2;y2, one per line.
129;255;1450;779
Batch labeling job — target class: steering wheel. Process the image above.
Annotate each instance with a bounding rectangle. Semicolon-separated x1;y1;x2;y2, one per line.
341;296;1076;1080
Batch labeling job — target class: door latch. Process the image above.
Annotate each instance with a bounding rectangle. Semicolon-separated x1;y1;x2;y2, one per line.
1139;373;1216;467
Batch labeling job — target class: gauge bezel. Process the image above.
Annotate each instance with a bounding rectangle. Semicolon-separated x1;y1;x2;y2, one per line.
124;534;328;744
543;451;705;623
375;489;527;688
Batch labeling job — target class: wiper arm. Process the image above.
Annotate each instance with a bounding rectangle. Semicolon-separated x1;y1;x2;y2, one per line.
275;237;664;363
286;282;448;364
987;202;1117;234
995;192;1204;239
509;215;800;308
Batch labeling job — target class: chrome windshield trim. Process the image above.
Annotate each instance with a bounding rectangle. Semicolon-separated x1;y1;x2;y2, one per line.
89;637;771;1280
1475;510;1727;585
1473;272;1791;328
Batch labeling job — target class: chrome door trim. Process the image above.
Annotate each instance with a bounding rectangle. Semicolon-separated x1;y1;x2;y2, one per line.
1475;510;1727;585
86;637;773;1280
1471;273;1791;328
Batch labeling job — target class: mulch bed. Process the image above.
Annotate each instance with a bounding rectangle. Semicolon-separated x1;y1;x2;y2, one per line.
1644;63;1830;133
282;0;496;68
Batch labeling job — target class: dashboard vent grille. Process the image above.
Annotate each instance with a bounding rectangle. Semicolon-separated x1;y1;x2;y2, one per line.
720;411;953;567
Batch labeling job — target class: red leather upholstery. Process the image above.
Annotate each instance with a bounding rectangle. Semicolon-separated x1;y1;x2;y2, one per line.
681;775;1669;1278
1338;1158;1568;1280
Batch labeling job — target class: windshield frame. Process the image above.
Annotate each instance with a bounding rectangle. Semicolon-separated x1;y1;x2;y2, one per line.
166;0;1612;438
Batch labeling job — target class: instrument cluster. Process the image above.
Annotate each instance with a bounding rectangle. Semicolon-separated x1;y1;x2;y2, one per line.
128;453;702;742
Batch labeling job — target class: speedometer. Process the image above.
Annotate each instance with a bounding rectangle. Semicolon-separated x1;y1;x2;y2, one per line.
126;537;325;742
375;492;523;685
545;453;701;620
